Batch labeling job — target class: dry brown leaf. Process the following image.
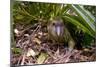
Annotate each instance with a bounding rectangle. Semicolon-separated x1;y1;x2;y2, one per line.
14;29;19;34
33;38;41;45
38;32;43;36
26;48;36;57
43;33;48;36
38;35;42;39
80;56;88;61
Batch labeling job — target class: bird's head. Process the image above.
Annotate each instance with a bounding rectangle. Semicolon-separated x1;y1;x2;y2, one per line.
48;18;64;37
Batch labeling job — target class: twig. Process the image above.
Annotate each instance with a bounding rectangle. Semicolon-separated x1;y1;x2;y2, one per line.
21;53;26;65
30;23;42;43
17;56;22;65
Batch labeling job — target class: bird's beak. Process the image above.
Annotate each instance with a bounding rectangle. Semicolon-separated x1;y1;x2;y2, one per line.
56;26;61;36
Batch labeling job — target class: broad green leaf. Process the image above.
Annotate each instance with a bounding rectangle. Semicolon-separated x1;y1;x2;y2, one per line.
37;52;48;64
63;16;94;37
63;14;95;36
70;5;95;33
12;48;22;54
15;14;24;20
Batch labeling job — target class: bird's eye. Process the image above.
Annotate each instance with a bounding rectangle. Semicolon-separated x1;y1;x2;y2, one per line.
52;23;55;26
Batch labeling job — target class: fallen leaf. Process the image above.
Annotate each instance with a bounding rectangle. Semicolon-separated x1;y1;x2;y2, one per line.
37;52;48;64
14;29;19;34
33;38;41;45
27;48;36;57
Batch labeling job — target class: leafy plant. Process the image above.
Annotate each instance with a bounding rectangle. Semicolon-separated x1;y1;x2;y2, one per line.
12;1;96;47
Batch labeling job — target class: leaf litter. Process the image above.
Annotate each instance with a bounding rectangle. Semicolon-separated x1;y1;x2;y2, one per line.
11;23;96;66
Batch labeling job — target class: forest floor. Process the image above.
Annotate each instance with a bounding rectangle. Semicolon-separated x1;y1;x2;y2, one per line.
11;23;96;66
